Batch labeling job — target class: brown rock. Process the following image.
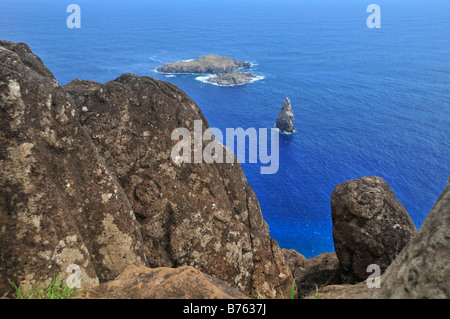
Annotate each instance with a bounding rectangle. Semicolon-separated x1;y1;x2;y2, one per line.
0;41;148;296
86;264;248;299
372;175;450;299
331;176;416;283
281;248;306;275
303;281;373;299
294;252;339;298
64;72;293;298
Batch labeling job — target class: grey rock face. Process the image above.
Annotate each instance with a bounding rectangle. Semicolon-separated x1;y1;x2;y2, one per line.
372;175;450;299
275;97;295;134
331;176;416;283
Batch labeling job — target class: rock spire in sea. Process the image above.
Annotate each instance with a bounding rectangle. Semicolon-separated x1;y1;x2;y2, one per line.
275;97;295;134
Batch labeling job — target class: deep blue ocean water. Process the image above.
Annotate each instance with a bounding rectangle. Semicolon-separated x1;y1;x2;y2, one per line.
1;0;449;258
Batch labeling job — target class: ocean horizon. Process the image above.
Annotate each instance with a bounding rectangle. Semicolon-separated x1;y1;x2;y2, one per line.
1;0;449;258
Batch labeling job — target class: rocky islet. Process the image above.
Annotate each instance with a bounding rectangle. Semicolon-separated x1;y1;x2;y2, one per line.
157;54;260;86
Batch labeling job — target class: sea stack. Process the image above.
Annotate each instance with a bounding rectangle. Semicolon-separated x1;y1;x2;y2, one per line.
276;97;295;134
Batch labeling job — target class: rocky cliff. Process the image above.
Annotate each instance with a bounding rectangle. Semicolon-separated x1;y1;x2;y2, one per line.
0;40;146;293
0;40;293;298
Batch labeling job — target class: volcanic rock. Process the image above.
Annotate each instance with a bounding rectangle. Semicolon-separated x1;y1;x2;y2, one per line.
302;281;373;299
331;176;416;283
64;72;293;297
86;264;248;299
0;40;293;298
281;248;306;275
372;175;450;298
0;40;148;296
304;175;450;299
294;252;340;298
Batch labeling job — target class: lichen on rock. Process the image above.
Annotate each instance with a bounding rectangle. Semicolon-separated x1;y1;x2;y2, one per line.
0;40;293;298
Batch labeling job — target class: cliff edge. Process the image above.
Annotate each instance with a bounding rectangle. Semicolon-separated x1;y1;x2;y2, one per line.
0;40;292;298
156;54;251;74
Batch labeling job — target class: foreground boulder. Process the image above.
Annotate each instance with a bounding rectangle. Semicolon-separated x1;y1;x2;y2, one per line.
372;175;450;298
86;265;248;299
331;176;416;283
0;40;293;298
305;175;450;299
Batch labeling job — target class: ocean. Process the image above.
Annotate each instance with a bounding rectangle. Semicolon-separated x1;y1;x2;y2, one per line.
1;0;449;258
